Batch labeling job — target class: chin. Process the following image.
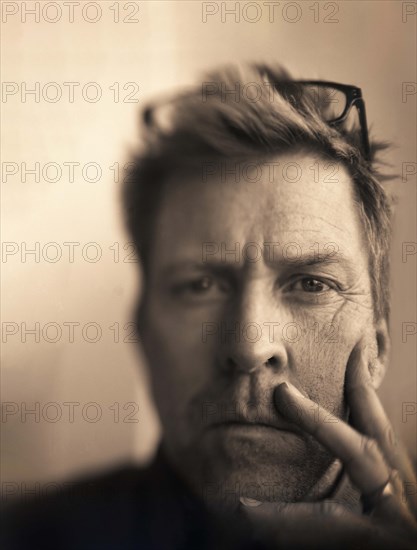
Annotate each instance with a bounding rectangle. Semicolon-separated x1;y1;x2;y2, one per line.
174;426;333;509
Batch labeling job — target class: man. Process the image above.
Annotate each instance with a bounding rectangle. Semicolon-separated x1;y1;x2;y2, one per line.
3;63;416;549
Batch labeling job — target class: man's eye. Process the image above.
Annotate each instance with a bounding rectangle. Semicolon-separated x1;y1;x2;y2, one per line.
187;276;214;293
293;278;332;293
172;276;229;300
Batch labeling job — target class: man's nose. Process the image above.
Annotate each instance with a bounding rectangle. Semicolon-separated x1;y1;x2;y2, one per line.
217;282;289;375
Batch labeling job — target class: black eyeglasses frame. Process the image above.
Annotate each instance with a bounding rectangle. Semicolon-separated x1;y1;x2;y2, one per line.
293;80;370;161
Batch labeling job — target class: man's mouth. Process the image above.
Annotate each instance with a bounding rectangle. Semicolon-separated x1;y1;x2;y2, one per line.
206;417;302;435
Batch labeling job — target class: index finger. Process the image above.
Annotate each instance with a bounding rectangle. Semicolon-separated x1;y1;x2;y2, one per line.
274;382;390;496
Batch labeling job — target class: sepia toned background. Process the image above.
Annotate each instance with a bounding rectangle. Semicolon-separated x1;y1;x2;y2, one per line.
1;0;416;489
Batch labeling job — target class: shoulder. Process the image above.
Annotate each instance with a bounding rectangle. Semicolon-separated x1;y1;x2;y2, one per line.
2;462;155;549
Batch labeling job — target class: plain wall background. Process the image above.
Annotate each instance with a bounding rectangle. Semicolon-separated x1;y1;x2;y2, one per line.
1;0;416;487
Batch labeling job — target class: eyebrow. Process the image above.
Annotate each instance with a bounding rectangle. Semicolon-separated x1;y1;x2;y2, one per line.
160;261;235;278
272;250;359;280
276;251;347;269
160;250;352;277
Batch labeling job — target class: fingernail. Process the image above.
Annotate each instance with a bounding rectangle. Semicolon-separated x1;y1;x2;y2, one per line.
288;384;306;399
277;382;305;399
239;497;263;507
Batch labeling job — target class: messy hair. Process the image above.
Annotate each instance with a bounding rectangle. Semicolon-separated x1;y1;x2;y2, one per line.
123;63;393;321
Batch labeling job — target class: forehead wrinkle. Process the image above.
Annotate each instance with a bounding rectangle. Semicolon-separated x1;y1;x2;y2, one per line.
262;201;356;240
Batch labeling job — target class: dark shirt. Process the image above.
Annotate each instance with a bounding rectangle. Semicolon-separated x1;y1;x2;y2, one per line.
2;448;263;550
2;448;360;550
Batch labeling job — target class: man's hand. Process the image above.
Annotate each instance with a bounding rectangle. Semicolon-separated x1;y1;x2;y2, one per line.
240;346;417;549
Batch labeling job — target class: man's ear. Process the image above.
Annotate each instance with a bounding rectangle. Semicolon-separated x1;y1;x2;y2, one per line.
368;318;390;389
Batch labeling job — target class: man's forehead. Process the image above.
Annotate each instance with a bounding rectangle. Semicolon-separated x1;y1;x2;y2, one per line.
159;150;362;247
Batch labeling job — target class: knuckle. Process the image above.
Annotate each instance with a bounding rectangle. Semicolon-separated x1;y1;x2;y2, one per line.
318;501;345;517
274;502;292;514
383;424;398;449
360;436;381;460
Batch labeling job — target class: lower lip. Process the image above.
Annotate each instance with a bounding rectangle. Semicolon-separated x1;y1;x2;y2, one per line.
209;423;299;436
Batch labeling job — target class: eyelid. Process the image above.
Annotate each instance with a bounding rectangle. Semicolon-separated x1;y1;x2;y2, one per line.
285;274;340;291
171;274;232;296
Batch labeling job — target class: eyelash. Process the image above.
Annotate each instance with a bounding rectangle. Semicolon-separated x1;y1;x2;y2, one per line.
172;275;337;300
288;277;335;294
171;276;228;298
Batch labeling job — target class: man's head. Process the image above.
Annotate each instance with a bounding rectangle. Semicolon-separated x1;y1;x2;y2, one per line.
123;63;392;506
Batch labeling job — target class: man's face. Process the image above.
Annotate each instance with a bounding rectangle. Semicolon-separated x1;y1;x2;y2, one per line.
138;150;377;505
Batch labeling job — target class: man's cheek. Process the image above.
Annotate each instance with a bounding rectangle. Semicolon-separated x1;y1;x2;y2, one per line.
290;323;351;416
144;307;215;390
142;316;208;437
